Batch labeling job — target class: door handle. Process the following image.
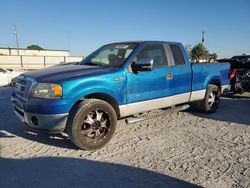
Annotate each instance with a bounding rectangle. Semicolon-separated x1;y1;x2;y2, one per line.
166;72;173;80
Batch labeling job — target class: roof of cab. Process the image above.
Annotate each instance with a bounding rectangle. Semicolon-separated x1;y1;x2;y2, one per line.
108;40;182;46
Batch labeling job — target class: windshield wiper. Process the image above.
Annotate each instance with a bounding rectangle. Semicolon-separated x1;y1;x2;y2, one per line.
84;61;105;67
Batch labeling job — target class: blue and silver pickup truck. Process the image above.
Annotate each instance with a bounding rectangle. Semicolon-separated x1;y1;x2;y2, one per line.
11;41;230;150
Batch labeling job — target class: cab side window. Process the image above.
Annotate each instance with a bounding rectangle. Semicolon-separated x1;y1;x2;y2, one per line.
169;44;185;65
136;45;168;68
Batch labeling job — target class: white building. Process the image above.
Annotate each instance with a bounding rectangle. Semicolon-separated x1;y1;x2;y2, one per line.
0;47;70;57
0;47;83;70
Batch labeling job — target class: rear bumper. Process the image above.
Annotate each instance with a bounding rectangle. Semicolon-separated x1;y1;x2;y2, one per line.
11;94;68;133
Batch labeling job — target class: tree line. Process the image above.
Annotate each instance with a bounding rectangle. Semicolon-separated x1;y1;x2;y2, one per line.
26;45;44;50
185;43;218;63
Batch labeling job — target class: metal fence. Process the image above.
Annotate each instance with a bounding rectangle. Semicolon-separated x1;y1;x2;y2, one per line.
0;55;84;70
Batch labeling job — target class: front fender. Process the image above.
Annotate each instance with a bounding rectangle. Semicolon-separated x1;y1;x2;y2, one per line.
62;74;126;112
70;87;118;106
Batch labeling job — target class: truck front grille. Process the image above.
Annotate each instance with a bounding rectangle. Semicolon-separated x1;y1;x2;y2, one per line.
15;76;36;101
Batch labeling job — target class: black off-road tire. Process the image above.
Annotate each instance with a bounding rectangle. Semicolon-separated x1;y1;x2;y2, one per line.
66;99;117;150
193;84;221;113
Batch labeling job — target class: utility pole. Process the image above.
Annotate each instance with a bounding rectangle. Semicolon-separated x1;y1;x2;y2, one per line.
13;24;20;55
201;31;205;44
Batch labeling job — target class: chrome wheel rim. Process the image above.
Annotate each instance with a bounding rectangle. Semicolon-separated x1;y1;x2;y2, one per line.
80;110;110;144
208;91;216;107
208;90;219;108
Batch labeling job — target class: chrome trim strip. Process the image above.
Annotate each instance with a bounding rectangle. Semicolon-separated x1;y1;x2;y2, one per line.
119;105;127;117
119;86;229;117
189;89;206;102
119;92;190;117
119;86;231;117
189;85;230;102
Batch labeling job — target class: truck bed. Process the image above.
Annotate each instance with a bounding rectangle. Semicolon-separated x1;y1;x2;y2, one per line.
191;62;230;95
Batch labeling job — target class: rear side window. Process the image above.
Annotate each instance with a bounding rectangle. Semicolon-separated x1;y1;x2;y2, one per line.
136;45;168;67
169;44;185;65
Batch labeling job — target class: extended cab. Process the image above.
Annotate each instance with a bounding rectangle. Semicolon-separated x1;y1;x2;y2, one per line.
11;41;230;150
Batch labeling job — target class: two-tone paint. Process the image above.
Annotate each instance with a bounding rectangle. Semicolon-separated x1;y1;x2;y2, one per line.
11;41;230;132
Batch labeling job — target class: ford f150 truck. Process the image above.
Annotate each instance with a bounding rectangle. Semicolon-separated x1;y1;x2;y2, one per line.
11;41;230;150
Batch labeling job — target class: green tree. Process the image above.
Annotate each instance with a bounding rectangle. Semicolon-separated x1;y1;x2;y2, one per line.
208;53;218;62
190;43;209;62
184;44;192;59
27;45;44;50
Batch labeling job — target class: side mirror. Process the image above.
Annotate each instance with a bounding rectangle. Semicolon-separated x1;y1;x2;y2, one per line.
131;59;154;72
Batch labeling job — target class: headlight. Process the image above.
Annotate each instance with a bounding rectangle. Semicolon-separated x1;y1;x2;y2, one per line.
31;83;62;99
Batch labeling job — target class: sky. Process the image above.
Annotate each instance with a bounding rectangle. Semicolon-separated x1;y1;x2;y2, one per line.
0;0;250;58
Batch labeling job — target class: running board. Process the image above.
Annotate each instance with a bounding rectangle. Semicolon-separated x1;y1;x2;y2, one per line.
125;104;190;124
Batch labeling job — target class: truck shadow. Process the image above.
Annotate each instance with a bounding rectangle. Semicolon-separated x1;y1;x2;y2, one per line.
0;156;201;188
0;128;77;150
189;97;250;126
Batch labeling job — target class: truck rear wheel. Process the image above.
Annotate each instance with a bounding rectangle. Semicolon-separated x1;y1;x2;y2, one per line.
66;99;117;150
199;84;221;113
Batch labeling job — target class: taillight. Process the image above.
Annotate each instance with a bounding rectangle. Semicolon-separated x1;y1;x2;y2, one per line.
229;69;236;80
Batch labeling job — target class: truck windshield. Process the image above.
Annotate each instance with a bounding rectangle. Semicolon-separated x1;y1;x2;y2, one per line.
81;43;138;67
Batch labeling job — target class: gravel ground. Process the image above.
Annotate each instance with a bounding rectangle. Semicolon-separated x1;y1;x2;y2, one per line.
0;87;250;188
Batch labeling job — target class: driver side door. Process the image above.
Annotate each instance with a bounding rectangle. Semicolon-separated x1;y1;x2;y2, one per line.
126;44;170;109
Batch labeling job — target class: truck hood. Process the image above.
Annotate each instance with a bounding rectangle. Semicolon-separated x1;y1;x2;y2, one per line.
23;64;116;83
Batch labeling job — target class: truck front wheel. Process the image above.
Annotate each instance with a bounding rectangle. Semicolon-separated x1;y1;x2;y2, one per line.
66;99;117;150
199;84;221;113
